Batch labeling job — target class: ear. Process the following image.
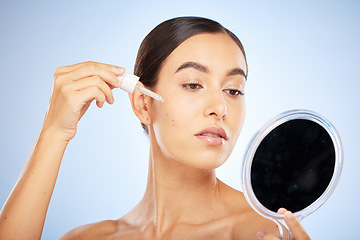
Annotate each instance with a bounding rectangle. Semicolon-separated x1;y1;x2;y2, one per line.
129;82;152;126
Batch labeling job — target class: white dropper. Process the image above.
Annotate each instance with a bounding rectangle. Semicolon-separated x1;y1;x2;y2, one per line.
117;73;165;103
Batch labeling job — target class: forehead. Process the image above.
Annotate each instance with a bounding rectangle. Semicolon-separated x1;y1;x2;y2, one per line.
161;33;247;75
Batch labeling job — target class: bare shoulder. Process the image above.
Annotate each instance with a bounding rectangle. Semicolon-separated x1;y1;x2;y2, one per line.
218;180;282;239
58;219;140;240
231;207;282;239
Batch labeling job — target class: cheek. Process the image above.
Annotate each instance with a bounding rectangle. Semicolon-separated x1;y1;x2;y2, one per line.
166;107;193;132
151;109;186;159
151;97;199;149
229;101;246;137
156;94;199;128
151;101;188;139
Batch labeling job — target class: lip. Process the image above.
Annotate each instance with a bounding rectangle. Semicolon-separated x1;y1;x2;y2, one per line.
195;126;228;145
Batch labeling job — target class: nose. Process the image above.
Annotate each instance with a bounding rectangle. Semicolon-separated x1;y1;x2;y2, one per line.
203;91;227;120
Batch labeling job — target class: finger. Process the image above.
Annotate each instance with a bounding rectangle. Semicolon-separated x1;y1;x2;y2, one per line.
257;231;279;240
77;86;107;109
283;211;311;240
277;208;287;215
55;61;125;75
71;76;114;104
57;63;123;89
55;61;125;80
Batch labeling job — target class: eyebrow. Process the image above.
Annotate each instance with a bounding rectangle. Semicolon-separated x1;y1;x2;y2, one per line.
175;61;209;74
226;68;247;79
175;61;247;79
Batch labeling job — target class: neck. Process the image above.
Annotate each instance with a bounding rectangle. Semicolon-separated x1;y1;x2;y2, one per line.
126;133;223;234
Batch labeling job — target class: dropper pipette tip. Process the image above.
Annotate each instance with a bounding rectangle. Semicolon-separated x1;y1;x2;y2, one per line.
135;84;165;103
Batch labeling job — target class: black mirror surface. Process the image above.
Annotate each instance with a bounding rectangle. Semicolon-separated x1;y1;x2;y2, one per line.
250;119;336;212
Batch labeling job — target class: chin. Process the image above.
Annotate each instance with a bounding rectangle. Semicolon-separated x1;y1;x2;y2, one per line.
181;152;230;170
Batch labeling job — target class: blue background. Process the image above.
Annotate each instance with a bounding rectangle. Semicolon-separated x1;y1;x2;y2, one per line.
0;1;359;239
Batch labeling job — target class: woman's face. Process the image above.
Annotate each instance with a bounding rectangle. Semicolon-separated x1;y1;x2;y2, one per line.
148;33;247;169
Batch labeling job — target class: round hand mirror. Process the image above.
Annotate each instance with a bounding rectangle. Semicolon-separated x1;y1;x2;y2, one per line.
242;109;343;239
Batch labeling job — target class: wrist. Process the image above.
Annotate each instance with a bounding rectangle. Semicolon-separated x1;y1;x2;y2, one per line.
39;126;72;146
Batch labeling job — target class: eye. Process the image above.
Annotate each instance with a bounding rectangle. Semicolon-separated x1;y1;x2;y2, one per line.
182;83;203;90
224;89;245;96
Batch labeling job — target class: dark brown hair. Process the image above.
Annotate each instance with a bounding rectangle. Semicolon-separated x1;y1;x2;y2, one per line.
134;16;247;132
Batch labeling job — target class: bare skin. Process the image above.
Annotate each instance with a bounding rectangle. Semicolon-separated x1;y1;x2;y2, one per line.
60;180;282;240
0;33;310;240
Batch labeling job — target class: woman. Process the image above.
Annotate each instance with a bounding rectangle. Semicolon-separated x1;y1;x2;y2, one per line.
0;17;310;240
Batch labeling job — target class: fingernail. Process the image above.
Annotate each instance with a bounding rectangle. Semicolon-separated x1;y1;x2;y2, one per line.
285;211;294;220
117;67;125;75
257;230;266;239
117;75;124;88
278;208;287;214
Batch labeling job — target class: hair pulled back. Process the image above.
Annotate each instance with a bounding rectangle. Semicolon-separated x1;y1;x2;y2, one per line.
134;16;247;132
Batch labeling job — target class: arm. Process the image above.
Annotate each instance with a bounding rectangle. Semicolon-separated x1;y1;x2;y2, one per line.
0;129;68;239
0;62;125;239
